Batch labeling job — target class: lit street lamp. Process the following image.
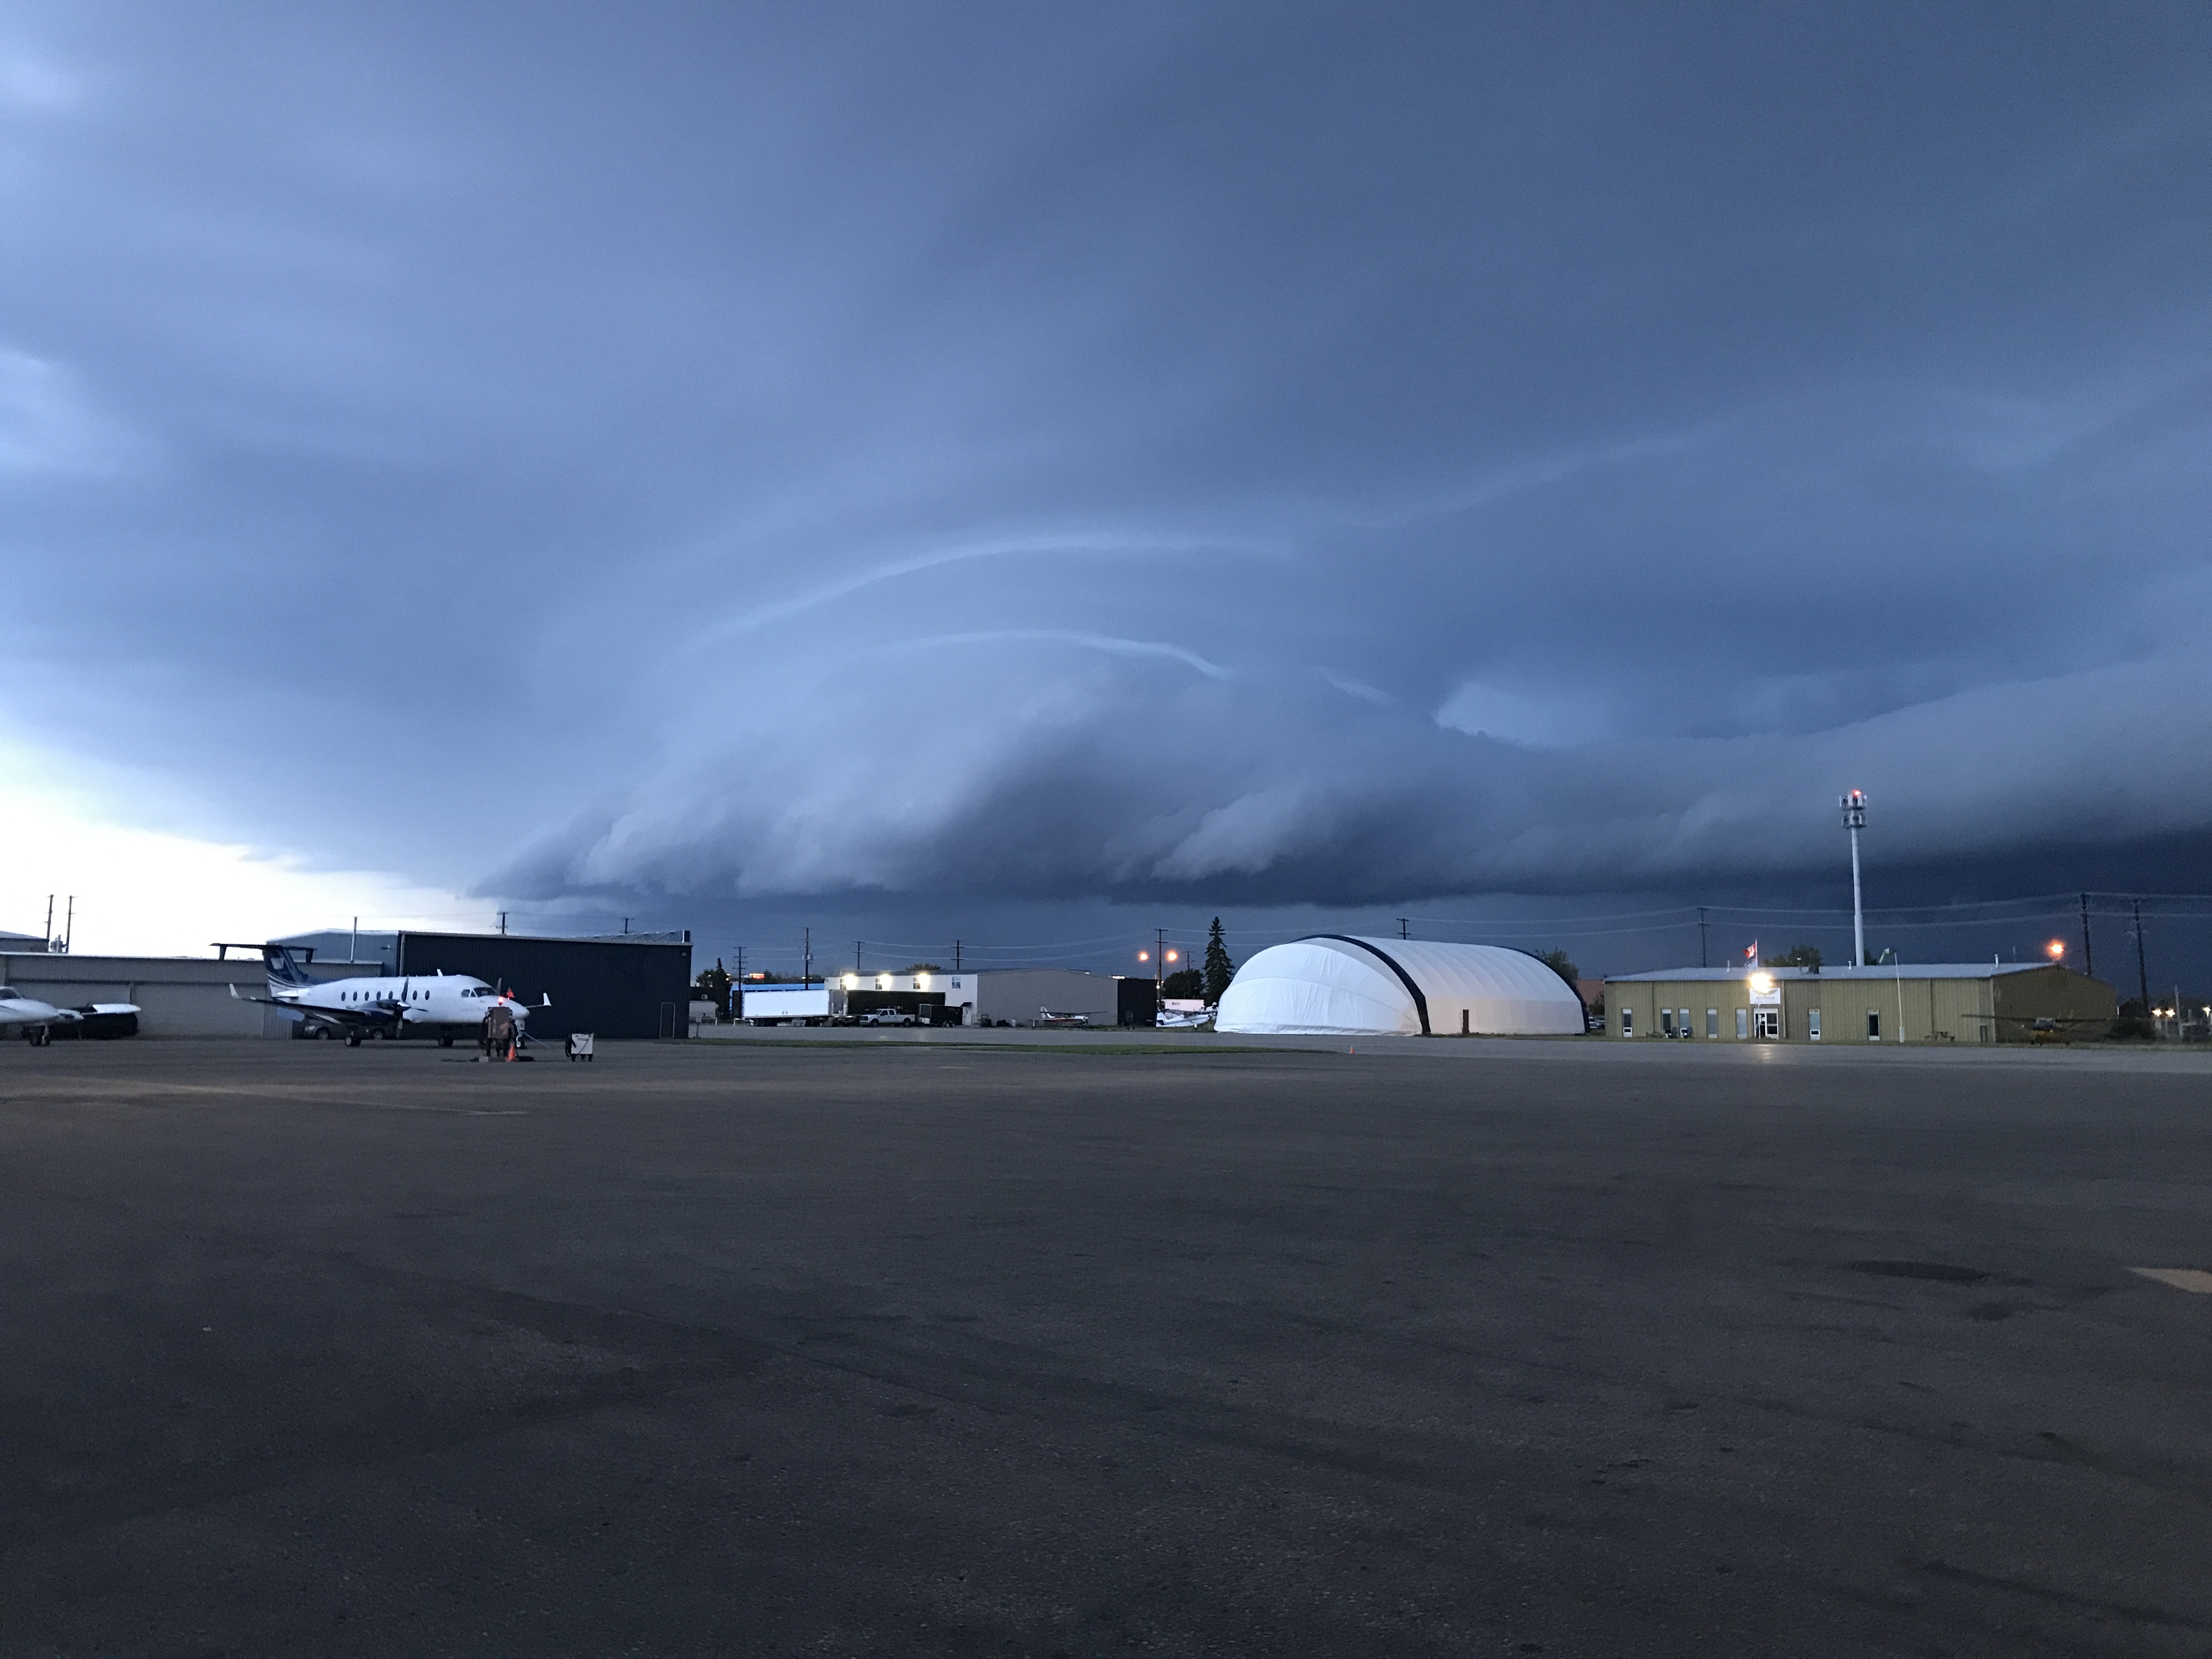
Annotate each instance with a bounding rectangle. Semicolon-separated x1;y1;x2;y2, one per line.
1138;934;1181;997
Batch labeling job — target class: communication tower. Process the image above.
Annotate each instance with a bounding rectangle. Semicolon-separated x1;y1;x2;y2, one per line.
1839;791;1867;969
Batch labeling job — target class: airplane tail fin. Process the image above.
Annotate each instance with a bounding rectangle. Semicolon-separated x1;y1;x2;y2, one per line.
263;944;313;991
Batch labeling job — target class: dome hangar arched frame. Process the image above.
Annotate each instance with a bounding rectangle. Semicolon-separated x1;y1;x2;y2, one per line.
1214;936;1587;1038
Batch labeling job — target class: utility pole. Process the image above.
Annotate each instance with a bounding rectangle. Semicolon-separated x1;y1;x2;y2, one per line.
1397;917;1409;940
1839;791;1867;968
43;895;53;951
622;917;630;934
351;915;358;962
2134;900;2149;1008
803;927;812;985
952;939;962;973
1156;928;1166;993
62;896;72;954
498;911;507;936
2078;893;2092;979
1698;906;1709;968
735;945;745;980
855;940;864;977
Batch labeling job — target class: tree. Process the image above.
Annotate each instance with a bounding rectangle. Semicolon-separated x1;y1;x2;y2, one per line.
1201;917;1237;1004
1764;944;1822;970
693;960;733;1015
1537;949;1579;986
1161;967;1204;1000
897;962;946;974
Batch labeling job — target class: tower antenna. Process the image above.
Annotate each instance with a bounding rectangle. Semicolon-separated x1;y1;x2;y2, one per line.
1839;791;1867;969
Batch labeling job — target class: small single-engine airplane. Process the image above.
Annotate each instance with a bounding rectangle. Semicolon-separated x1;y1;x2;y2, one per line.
224;943;548;1048
0;985;141;1045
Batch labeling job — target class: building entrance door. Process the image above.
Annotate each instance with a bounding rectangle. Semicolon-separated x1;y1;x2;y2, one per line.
1753;1007;1781;1040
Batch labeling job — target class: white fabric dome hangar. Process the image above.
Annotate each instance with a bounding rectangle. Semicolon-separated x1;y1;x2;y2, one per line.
1214;936;1587;1037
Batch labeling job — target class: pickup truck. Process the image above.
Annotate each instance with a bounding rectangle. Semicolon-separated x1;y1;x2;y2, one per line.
858;1007;920;1026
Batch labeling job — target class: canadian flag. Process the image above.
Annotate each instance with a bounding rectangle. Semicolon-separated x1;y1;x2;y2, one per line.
1744;941;1758;964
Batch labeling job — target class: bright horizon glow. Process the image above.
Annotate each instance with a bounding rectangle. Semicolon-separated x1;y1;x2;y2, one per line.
0;743;477;957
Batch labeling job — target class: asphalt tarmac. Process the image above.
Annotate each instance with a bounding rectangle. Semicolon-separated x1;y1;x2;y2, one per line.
3;1037;2209;1657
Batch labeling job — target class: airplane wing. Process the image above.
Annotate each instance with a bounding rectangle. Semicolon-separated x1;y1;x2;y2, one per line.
228;985;403;1030
0;1001;137;1028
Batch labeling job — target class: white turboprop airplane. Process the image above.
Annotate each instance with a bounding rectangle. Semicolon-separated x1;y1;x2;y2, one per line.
0;985;142;1046
225;943;548;1048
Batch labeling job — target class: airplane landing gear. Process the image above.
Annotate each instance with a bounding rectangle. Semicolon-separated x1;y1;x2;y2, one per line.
345;1032;362;1048
438;1035;454;1048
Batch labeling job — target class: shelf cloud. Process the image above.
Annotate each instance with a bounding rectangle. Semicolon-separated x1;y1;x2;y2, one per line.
1;3;2208;954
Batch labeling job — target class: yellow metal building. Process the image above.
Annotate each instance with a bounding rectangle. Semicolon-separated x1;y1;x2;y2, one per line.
1603;963;2117;1045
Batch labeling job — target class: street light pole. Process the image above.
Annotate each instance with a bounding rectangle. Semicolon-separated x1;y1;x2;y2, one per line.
1839;791;1867;969
1139;930;1181;997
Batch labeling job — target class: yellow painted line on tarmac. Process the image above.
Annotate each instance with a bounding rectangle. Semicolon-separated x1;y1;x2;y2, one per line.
2129;1267;2212;1294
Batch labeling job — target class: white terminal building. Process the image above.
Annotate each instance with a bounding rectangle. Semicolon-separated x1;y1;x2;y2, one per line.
738;967;1122;1027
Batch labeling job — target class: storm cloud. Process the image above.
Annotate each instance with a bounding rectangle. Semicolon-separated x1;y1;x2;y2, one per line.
2;3;2209;943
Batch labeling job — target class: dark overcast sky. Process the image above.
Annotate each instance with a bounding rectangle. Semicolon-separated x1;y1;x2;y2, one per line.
4;3;2210;976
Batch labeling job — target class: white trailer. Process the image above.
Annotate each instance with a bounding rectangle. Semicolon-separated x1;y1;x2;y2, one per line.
740;985;831;1025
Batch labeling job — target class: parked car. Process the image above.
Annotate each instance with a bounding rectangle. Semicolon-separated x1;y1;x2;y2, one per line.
859;1007;920;1026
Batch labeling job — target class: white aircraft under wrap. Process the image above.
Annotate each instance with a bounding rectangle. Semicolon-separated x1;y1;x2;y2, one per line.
0;986;142;1045
227;944;548;1048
